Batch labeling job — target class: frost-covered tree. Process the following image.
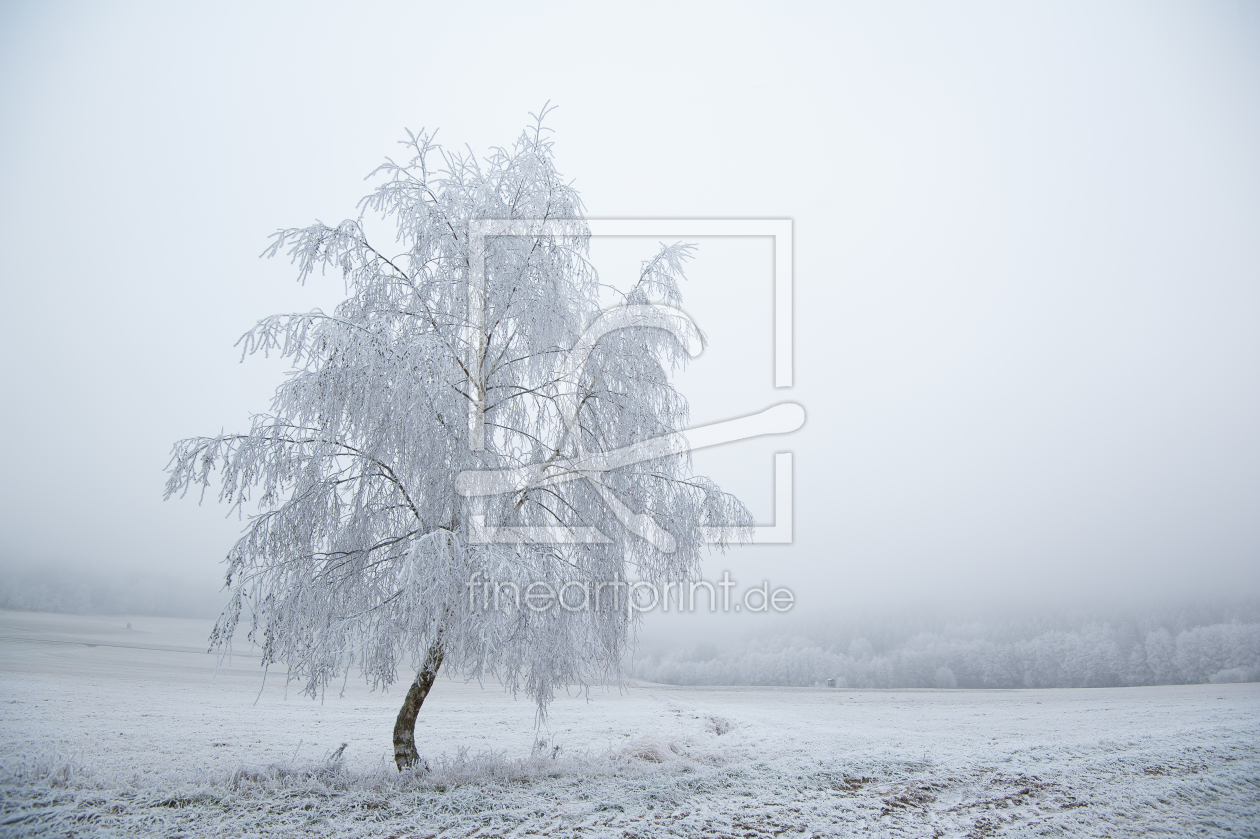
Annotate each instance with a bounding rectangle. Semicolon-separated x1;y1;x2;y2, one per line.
165;110;749;770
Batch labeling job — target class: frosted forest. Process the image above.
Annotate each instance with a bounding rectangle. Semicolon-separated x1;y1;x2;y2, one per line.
5;560;1258;690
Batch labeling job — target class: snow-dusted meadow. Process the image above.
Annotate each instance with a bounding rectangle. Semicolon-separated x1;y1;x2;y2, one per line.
2;609;1257;837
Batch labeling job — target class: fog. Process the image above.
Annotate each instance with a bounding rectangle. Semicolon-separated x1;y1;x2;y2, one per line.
1;1;1257;625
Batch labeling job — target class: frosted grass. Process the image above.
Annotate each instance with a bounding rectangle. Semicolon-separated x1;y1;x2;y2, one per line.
5;729;1257;838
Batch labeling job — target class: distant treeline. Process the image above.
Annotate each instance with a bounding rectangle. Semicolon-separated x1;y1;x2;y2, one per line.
631;602;1260;689
6;557;1258;690
0;558;224;618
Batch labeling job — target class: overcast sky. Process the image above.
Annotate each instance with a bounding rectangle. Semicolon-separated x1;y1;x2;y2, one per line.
1;1;1257;615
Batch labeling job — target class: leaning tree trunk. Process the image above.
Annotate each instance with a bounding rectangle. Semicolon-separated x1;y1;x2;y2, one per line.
393;640;445;771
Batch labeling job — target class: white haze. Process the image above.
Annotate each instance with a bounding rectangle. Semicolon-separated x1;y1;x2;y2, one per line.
0;1;1257;626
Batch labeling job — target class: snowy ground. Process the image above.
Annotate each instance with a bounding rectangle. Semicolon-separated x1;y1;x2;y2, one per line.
1;609;1257;837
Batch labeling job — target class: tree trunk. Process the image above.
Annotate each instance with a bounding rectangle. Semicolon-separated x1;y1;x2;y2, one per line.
393;640;445;771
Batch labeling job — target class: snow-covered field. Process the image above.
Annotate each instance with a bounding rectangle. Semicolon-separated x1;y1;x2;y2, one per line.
1;610;1257;837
